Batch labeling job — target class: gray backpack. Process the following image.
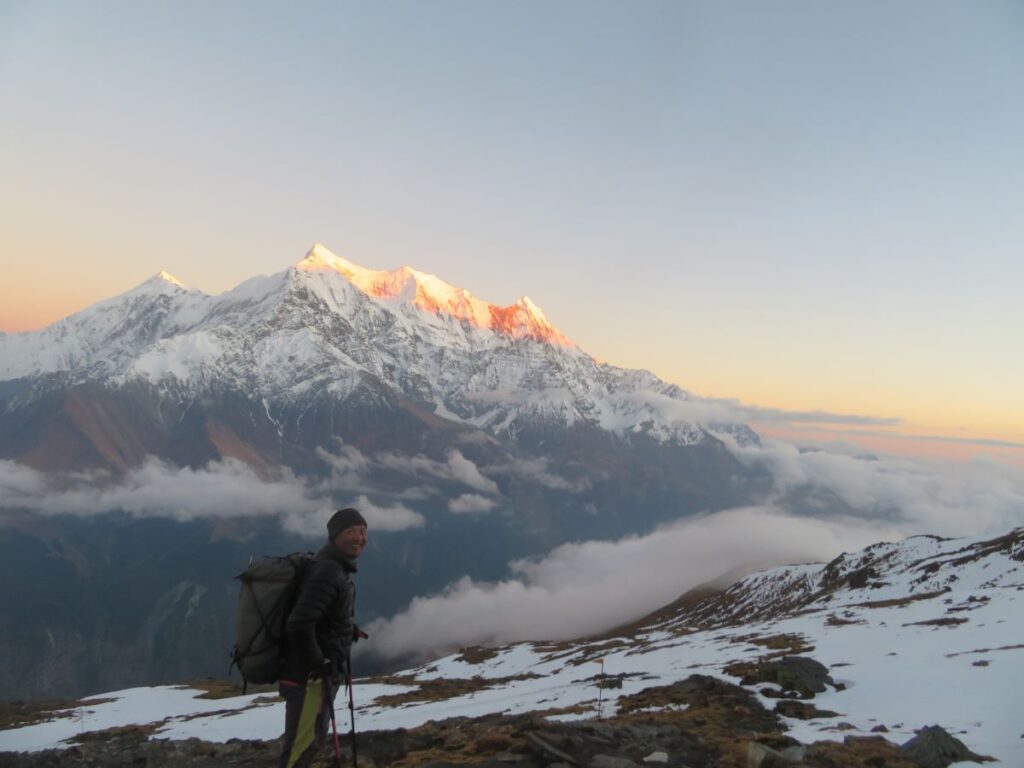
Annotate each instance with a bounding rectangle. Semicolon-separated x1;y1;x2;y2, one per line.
231;552;313;691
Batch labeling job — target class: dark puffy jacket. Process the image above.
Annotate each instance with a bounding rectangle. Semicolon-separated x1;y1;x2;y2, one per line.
282;542;356;682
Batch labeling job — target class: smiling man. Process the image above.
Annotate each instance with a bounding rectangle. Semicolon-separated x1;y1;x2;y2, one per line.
278;507;368;768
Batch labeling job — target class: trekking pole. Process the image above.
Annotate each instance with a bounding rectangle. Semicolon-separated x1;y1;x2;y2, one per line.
347;664;358;768
324;678;344;768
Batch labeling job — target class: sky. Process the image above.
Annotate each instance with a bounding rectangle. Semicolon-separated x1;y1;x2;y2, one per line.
2;1;1023;459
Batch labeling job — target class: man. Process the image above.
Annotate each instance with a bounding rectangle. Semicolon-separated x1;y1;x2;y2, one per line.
278;507;368;768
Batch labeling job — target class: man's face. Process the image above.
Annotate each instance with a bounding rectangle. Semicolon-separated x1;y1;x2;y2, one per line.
334;525;368;559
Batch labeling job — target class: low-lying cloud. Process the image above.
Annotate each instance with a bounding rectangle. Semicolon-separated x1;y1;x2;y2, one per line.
369;448;499;495
368;434;1024;662
622;390;900;429
485;456;591;493
448;494;498;514
0;457;427;536
719;434;1024;536
366;507;906;661
0;457;320;520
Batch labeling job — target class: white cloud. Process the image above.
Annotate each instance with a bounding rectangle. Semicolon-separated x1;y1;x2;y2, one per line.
0;457;427;535
448;494;498;514
316;443;371;489
367;507;904;661
375;449;498;494
619;390;901;430
368;436;1024;662
719;434;1024;537
348;494;425;531
0;457;321;520
486;456;590;492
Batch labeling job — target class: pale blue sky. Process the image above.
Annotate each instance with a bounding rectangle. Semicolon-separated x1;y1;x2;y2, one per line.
2;1;1023;446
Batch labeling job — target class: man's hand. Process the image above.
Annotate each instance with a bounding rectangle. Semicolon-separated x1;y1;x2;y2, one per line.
311;658;335;681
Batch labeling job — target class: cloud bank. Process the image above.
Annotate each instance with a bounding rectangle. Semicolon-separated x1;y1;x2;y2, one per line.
621;390;901;430
0;457;427;535
367;507;905;661
368;435;1024;662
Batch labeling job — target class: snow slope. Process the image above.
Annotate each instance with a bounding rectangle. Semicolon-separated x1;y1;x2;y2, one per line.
3;528;1020;763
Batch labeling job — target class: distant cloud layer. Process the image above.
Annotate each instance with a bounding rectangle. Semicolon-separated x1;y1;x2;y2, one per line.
4;427;1024;667
0;457;319;520
367;434;1024;662
625;390;901;429
0;457;428;536
721;434;1024;535
367;507;904;661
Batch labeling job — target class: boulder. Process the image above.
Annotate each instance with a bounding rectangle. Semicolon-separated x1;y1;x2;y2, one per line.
900;725;994;768
756;656;834;697
747;742;802;767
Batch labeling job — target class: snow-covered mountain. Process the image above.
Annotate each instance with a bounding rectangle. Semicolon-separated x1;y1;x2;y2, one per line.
0;244;752;474
0;245;771;703
4;527;1020;765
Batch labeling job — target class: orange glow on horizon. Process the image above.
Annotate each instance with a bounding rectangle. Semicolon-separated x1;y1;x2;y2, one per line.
753;422;1024;469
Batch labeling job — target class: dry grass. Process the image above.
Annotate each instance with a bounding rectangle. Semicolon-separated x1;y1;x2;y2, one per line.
0;697;117;730
454;646;500;665
371;674;539;708
384;721;528;768
616;675;789;768
773;699;841;720
945;643;1024;658
805;735;921;767
848;588;949;609
901;617;969;628
182;677;276;700
67;722;162;745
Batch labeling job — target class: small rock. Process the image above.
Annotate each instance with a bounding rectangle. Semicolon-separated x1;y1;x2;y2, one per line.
476;734;513;752
779;745;807;762
590;756;640;768
444;730;470;750
584;722;616;742
642;752;669;764
870;724;889;733
747;742;800;767
525;732;578;766
493;752;529;763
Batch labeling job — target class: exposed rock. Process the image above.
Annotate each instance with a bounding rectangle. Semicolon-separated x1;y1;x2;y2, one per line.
589;756;640;768
773;700;841;720
899;725;995;767
755;656;834;697
779;745;806;762
642;752;668;764
746;742;799;767
525;732;578;766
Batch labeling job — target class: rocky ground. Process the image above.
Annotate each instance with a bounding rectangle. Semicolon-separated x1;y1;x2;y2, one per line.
0;666;991;768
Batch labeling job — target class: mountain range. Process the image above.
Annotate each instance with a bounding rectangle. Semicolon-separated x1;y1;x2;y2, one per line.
0;244;769;699
0;243;754;474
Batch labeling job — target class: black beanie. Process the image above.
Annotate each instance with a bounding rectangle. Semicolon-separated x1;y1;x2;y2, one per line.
327;507;367;542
